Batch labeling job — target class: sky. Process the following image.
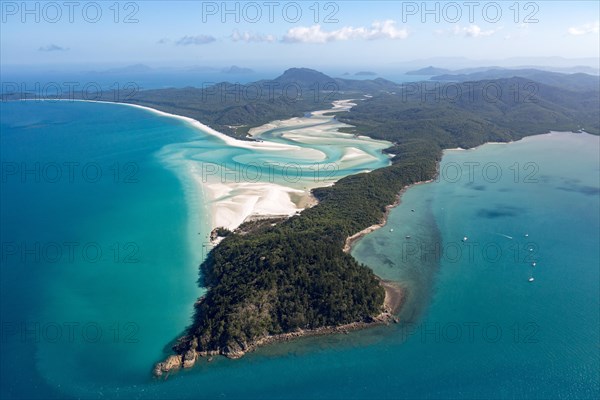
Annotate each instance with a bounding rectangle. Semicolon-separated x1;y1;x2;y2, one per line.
1;0;599;70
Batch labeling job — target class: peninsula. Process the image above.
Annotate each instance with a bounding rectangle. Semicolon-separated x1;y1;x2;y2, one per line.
4;68;598;376
144;68;598;376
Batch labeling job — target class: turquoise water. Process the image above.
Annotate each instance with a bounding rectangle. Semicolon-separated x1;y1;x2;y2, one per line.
1;101;206;398
1;101;598;399
352;133;600;398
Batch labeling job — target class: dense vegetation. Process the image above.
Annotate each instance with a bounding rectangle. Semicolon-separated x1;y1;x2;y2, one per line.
431;68;600;92
165;71;599;360
116;69;398;138
106;68;400;139
176;151;437;356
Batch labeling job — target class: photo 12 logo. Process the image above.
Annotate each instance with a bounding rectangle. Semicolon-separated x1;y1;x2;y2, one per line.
1;241;141;264
200;161;340;184
1;1;140;24
397;239;541;267
399;1;539;24
401;81;540;105
1;321;140;344
201;81;339;104
1;81;139;102
1;161;140;184
399;321;540;344
437;161;540;184
200;1;340;24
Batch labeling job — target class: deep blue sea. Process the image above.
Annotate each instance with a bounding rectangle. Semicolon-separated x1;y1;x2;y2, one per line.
1;101;598;399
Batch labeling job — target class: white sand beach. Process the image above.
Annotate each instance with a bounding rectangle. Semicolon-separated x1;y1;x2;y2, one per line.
56;99;391;235
176;99;391;233
198;179;313;231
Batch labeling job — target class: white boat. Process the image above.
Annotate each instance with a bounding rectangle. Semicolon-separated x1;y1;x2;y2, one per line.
528;277;535;282
390;228;394;232
532;262;537;267
525;233;529;237
462;236;468;242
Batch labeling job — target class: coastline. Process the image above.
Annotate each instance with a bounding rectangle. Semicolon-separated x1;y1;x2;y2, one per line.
346;130;563;255
140;99;414;377
441;132;579;154
153;173;426;378
154;281;404;377
343;178;436;254
10;98;410;380
38;99;385;235
25;99;567;378
342;129;565;256
136;99;408;343
4;86;598;399
29;98;395;242
104;100;390;234
35;98;552;378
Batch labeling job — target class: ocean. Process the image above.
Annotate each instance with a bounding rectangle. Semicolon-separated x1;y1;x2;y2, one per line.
1;101;598;399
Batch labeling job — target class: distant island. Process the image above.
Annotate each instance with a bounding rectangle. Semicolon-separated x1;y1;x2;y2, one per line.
355;71;377;76
221;65;254;74
405;66;452;75
406;65;600;76
430;68;599;91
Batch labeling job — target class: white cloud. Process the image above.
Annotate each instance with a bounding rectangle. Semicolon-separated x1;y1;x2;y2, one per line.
567;21;599;36
435;24;499;38
175;35;216;46
282;20;408;44
455;24;499;38
231;30;276;43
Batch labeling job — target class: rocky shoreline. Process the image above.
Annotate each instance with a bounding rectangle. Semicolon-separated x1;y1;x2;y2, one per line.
153;270;406;378
153;286;403;377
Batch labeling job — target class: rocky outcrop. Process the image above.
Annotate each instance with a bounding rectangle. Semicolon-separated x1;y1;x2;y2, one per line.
153;355;182;377
153;337;199;376
152;287;404;378
182;349;198;368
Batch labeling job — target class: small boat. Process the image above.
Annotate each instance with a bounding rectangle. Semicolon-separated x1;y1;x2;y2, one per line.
532;262;537;267
462;236;468;242
529;248;533;252
528;277;535;282
405;235;411;239
390;228;394;232
411;209;415;212
525;233;529;237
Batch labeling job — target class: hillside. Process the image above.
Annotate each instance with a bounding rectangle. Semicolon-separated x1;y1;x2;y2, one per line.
406;66;452;75
108;68;399;138
338;77;600;145
431;68;600;92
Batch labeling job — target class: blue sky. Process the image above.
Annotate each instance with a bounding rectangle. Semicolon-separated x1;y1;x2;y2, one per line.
1;1;599;69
